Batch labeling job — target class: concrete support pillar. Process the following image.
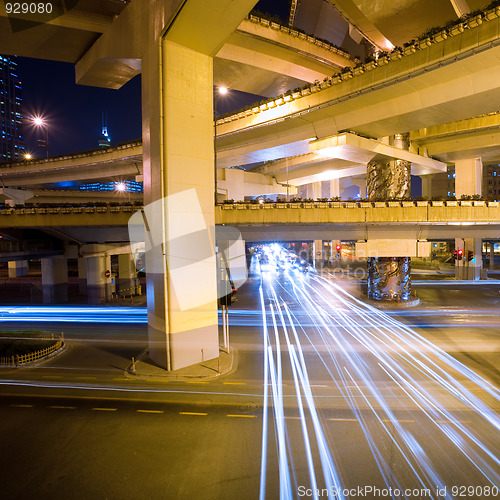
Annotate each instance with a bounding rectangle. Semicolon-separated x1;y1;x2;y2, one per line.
329;179;340;199
312;182;322;200
41;256;68;304
352;177;367;199
141;36;219;371
8;260;28;278
490;241;495;269
331;239;341;266
86;254;111;304
118;254;137;293
455;158;482;198
420;174;435;198
367;133;413;301
455;238;482;280
77;257;87;295
314;240;323;268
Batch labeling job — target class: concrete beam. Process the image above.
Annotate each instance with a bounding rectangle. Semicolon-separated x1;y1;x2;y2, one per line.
216;20;500;166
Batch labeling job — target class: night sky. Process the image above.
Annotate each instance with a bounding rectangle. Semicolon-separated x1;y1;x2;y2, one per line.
16;0;290;158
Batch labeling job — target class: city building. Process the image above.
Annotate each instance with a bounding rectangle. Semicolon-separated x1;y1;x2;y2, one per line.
0;55;24;163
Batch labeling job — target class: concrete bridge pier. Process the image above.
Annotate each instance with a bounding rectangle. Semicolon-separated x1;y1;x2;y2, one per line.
366;133;412;302
118;254;138;294
455;238;483;280
77;257;87;295
329;179;340;198
8;260;28;278
138;0;257;371
86;254;112;304
41;256;68;304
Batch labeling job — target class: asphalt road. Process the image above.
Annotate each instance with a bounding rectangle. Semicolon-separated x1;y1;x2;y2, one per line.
0;265;499;499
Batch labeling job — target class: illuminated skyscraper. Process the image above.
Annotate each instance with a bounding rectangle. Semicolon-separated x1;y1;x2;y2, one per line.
0;55;24;162
98;111;111;148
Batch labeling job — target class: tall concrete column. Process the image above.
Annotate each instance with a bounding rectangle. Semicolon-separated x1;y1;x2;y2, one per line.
118;254;137;293
490;241;496;269
314;240;323;268
421;174;435;198
87;254;111;304
77;257;87;295
140;0;259;370
455;158;482;198
8;260;28;278
312;182;322;200
329;179;340;198
366;133;412;301
455;238;482;280
41;256;68;304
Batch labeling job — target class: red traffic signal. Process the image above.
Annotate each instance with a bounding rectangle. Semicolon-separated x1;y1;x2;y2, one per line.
335;244;341;252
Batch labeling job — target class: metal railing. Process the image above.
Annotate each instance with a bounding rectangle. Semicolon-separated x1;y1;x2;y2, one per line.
0;334;64;367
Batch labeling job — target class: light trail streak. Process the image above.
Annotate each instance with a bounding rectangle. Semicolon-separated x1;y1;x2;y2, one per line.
255;243;500;498
259;287;269;500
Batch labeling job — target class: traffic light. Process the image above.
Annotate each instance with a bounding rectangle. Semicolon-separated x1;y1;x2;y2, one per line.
336;244;341;253
457;249;463;261
467;250;474;262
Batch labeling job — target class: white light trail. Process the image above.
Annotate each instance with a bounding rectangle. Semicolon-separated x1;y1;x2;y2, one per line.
256;243;500;498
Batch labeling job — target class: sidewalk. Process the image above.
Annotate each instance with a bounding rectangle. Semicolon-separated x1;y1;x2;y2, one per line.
125;346;237;381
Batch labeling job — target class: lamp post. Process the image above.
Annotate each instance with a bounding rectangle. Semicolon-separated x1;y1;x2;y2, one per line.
32;116;49;159
214;86;228;205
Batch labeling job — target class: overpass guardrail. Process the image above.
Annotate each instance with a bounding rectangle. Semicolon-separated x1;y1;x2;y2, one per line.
0;201;500;226
216;200;500;225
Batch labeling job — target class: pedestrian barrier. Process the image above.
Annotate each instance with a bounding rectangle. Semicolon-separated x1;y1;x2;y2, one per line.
0;333;64;367
114;285;142;298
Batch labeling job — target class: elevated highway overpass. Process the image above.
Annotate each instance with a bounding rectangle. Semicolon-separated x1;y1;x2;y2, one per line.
215;13;500;168
1;201;500;240
0;8;354;97
3;0;500;369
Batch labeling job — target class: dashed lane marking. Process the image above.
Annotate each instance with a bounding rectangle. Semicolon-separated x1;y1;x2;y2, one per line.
49;405;76;410
10;404;33;408
179;412;207;416
223;382;246;385
227;414;256;418
92;408;117;412
185;381;208;384
137;410;164;414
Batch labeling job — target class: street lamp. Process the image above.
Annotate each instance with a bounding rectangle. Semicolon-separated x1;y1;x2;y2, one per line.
24;153;32;160
214;86;228;205
31;116;49;159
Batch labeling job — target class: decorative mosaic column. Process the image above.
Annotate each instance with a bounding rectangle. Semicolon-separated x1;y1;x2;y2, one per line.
367;134;412;302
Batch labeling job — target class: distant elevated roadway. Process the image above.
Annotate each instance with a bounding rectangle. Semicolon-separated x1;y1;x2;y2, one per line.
1;202;500;241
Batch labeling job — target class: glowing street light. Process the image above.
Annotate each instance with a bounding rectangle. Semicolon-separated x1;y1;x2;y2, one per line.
24;153;32;160
116;182;126;192
31;115;49;159
214;85;229;204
